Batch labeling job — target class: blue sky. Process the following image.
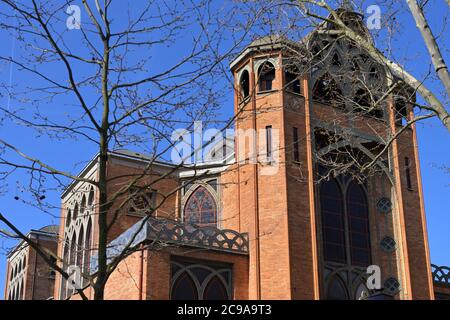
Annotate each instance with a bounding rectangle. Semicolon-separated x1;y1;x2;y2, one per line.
0;1;448;297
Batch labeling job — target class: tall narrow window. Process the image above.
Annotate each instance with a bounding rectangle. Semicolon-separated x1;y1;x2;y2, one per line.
346;182;371;266
319;175;372;266
405;157;412;190
171;272;198;300
293;127;300;163
320;179;346;263
258;62;275;92
184;186;217;227
240;70;250;100
266;125;272;162
284;65;301;94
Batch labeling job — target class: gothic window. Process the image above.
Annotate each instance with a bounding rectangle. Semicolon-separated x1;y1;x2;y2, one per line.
171;272;198;300
240;70;250;100
326;276;348;300
170;260;231;300
66;209;71;227
203;276;228;300
76;226;84;269
84;219;92;275
73;203;79;220
284;64;301;94
258;62;275;92
319;176;371;268
80;195;86;215
320;179;346;264
184;186;217;227
88;187;94;206
346;182;371;266
312;74;344;108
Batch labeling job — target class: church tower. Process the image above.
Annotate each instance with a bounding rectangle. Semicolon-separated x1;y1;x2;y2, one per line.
228;7;434;300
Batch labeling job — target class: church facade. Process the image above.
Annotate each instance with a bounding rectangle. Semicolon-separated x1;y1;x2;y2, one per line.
4;9;450;300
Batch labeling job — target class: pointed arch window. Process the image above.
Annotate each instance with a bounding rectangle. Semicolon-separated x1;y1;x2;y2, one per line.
170;260;231;300
284;64;302;94
320;179;346;263
171;272;198;300
76;226;84;269
240;70;250;100
258;62;275;92
313;74;344;108
80;195;86;215
73;203;79;220
88;187;94;206
347;182;371;266
184;186;217;227
66;209;72;227
203;276;228;300
319;177;371;267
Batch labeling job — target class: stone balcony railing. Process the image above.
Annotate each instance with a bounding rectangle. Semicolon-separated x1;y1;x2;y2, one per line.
89;217;249;272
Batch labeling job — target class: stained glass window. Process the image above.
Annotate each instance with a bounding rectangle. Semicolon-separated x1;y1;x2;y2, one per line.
184;186;217;227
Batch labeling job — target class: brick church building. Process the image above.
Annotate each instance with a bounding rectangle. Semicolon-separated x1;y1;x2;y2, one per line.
4;7;450;300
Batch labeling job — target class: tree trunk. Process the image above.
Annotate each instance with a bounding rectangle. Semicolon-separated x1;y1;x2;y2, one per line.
407;0;450;98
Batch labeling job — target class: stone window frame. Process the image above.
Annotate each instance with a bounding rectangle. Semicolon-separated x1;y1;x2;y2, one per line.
181;177;221;229
170;258;232;300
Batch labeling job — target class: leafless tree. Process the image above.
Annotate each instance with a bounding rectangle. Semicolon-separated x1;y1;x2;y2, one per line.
0;0;260;300
0;0;447;300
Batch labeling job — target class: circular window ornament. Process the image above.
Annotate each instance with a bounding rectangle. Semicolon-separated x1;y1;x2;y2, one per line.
380;236;396;252
383;277;400;296
376;197;392;214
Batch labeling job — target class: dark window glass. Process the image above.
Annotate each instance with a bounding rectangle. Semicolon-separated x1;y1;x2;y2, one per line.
312;74;344;108
88;187;94;206
327;277;348;300
171;272;198;300
203;276;228;300
405;157;412;190
240;70;250;99
320;179;346;263
184;186;217;226
266;126;272;161
346;182;371;266
258;63;275;92
284;65;301;94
